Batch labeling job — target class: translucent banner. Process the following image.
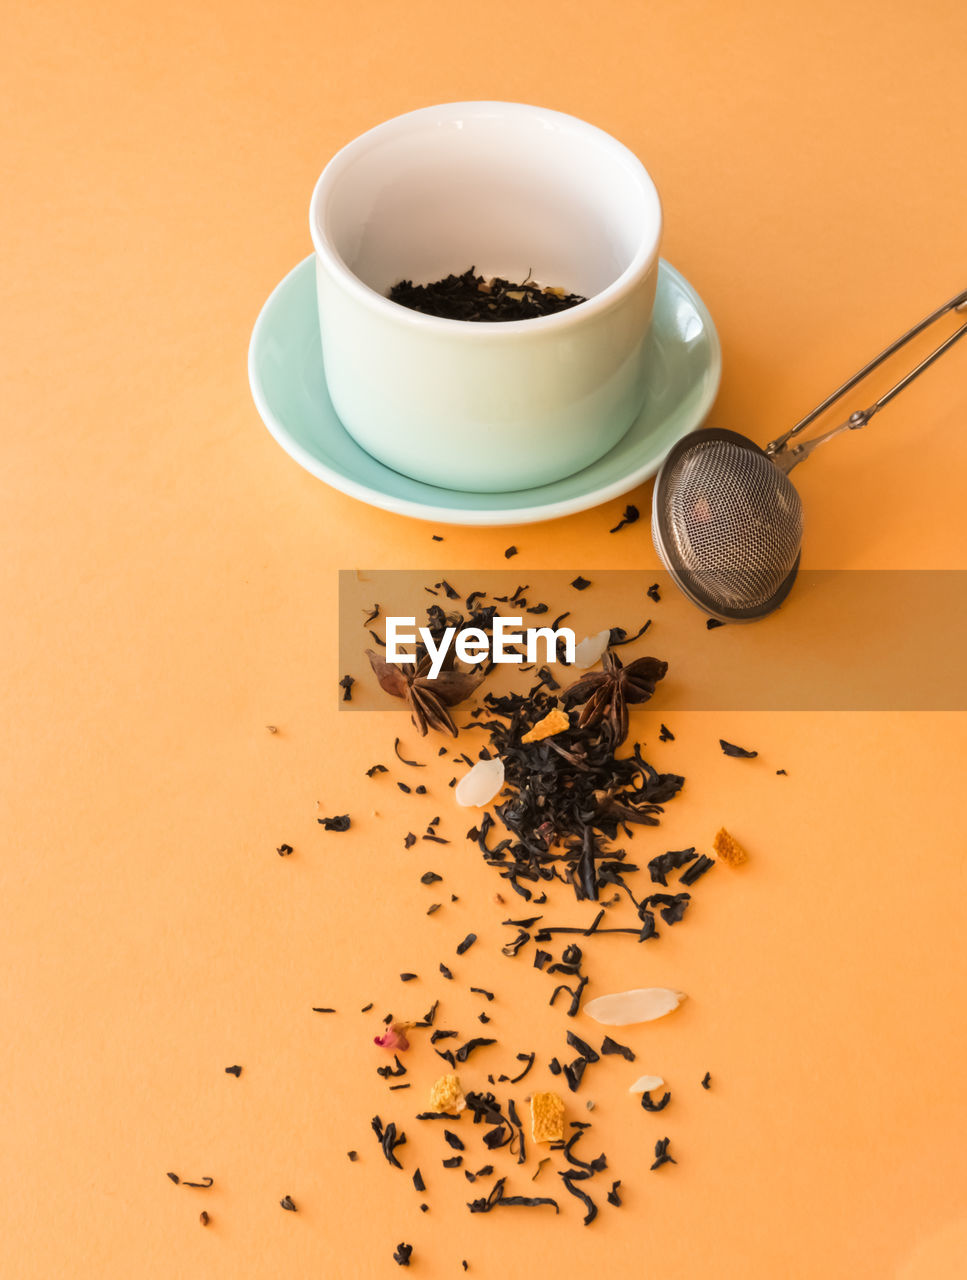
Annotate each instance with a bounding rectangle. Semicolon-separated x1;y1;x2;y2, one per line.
338;569;967;712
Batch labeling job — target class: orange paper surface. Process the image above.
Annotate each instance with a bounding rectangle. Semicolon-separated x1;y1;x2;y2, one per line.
3;1;967;1276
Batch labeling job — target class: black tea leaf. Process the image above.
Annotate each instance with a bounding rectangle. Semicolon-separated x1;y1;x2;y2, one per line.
719;739;757;758
317;814;351;831
600;1036;635;1061
609;504;639;533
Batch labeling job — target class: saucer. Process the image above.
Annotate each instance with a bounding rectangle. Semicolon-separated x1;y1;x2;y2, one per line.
248;255;721;526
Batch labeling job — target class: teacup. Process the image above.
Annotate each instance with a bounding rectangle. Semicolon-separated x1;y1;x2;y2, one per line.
309;101;662;493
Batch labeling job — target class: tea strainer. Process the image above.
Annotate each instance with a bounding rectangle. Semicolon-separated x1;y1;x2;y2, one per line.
652;287;967;621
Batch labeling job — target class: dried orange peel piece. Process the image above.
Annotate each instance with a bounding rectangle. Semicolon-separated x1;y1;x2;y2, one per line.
713;827;749;867
521;708;570;744
429;1073;466;1113
530;1091;565;1143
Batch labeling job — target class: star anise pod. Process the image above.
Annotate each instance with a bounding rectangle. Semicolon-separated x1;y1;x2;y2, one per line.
561;650;667;745
365;649;484;737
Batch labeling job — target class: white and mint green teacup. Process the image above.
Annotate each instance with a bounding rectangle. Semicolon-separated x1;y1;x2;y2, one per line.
309;101;662;493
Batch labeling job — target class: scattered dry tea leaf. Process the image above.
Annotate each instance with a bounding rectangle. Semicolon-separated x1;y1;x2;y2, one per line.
429;1073;466;1113
583;988;686;1026
628;1074;665;1094
521;708;570;744
713;827;749;867
530;1091;565;1143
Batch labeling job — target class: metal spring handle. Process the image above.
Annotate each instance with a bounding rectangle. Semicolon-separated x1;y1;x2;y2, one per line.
766;287;967;473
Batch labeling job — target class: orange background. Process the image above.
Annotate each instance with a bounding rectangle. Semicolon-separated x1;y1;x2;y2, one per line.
3;1;967;1277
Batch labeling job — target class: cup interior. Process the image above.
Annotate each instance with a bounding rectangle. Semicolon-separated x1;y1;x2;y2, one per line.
314;103;660;308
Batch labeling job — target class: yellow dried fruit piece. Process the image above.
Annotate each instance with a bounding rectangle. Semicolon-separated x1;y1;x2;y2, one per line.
521;708;570;744
429;1073;465;1113
530;1091;565;1143
714;827;749;867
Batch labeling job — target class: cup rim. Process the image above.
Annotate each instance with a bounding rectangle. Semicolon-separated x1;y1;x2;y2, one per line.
309;100;663;334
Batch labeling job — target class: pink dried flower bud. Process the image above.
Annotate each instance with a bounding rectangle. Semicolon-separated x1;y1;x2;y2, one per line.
374;1025;409;1052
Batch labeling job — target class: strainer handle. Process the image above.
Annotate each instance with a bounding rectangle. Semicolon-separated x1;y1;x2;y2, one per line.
766;287;967;466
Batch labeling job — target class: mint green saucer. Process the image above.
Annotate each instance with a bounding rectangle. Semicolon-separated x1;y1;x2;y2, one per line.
248;255;721;526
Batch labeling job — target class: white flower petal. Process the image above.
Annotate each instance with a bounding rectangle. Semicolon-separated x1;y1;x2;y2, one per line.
583;988;686;1026
455;757;505;808
628;1074;665;1094
572;629;611;669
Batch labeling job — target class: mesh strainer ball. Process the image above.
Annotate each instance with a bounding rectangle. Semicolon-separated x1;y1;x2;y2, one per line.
650;288;967;621
651;428;802;621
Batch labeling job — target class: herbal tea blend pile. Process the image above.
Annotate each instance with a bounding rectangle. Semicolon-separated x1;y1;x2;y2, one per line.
168;565;764;1261
333;575;757;1260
